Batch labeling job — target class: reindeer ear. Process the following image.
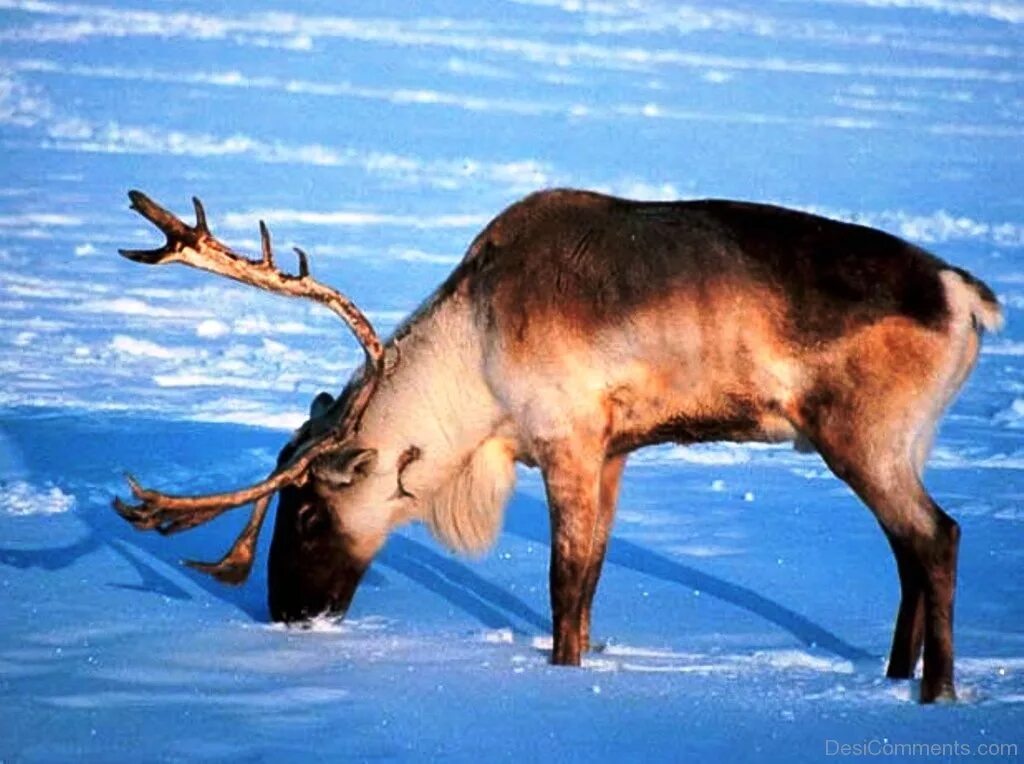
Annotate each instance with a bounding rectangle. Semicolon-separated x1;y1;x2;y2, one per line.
309;391;334;419
312;448;378;487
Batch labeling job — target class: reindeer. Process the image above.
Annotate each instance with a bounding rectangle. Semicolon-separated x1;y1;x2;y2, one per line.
113;189;1002;703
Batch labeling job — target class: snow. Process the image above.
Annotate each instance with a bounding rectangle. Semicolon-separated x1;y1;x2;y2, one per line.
0;480;75;516
994;399;1024;428
2;0;1023;760
195;319;230;339
109;335;195;361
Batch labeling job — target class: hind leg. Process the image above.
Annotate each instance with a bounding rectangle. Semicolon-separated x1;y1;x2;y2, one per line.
883;531;926;680
823;449;959;701
873;478;958;701
799;416;956;699
793;311;978;702
874;480;959;702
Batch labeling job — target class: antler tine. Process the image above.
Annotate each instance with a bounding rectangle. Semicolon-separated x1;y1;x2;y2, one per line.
259;220;274;268
118;190;202;264
182;494;272;585
192;196;211;235
294;246;310;279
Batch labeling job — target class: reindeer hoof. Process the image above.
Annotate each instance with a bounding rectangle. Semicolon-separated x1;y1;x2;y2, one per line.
920;680;957;704
885;664;915;680
551;634;583;666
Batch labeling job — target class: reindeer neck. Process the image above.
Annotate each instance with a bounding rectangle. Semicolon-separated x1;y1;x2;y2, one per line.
357;293;503;479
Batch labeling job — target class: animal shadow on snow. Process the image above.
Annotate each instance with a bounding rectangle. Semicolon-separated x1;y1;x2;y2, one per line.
0;411;871;662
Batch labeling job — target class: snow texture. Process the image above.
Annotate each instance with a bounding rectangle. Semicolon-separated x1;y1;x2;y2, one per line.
1;0;1023;761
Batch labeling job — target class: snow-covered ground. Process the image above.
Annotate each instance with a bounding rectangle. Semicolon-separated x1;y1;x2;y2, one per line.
2;1;1023;760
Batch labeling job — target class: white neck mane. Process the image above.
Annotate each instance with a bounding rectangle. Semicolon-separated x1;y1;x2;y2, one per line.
359;292;517;554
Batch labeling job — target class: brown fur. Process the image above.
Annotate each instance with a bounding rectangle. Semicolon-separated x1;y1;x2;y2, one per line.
463;190;967;346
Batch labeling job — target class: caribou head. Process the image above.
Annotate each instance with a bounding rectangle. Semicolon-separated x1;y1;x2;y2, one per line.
113;191;397;621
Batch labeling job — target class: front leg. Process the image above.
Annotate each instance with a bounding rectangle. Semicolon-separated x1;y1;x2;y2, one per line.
539;437;604;666
579;453;627;653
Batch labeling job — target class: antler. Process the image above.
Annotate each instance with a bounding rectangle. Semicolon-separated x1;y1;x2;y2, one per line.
113;191;385;584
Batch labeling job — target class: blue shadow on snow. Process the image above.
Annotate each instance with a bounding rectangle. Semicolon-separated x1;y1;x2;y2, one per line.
0;409;873;662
